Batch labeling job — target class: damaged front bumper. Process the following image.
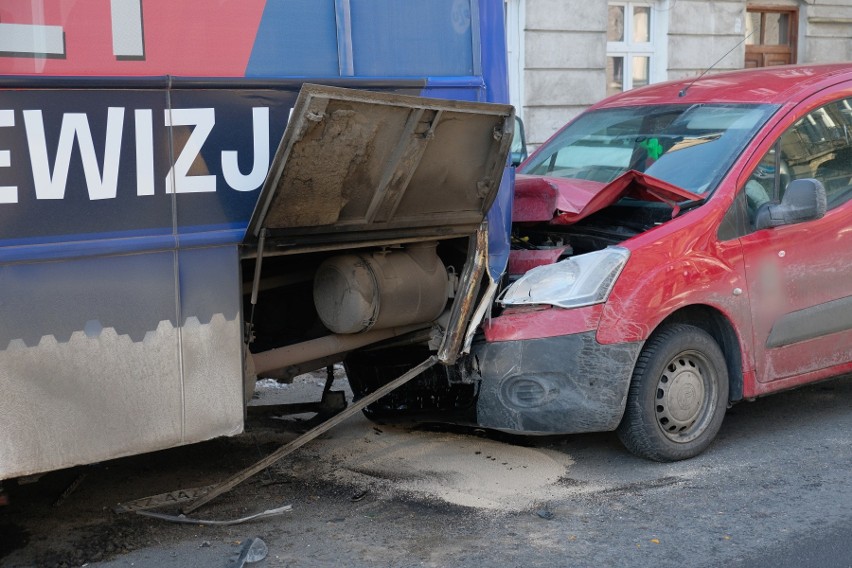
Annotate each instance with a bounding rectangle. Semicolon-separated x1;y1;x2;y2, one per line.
347;305;644;435
472;330;643;434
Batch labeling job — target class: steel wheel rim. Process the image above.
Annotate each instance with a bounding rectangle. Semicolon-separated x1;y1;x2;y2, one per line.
654;349;718;443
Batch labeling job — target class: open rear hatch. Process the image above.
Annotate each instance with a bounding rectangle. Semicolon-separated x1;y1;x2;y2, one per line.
245;84;515;251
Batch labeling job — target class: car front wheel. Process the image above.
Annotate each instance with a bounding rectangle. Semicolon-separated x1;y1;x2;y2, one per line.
617;323;729;461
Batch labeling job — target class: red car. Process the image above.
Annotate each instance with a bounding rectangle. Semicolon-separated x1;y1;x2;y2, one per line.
347;63;852;461
480;63;852;461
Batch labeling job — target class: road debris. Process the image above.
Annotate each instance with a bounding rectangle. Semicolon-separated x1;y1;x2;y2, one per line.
535;503;554;520
136;504;291;526
53;471;88;507
229;537;268;567
182;356;438;514
114;485;215;513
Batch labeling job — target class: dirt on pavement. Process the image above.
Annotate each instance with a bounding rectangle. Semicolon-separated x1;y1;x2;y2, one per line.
3;371;852;568
0;371;576;567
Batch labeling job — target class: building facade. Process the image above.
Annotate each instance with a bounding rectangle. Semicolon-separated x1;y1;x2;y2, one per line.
506;0;852;147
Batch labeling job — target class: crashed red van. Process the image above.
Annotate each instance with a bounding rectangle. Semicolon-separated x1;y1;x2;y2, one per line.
347;63;852;461
483;63;852;460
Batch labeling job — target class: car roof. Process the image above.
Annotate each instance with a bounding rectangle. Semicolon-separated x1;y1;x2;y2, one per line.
594;63;852;109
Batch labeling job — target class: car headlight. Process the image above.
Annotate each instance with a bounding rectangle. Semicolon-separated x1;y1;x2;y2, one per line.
500;247;630;308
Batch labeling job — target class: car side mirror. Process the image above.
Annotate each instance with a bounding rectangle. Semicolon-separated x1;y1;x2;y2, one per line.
510;115;528;167
754;178;827;230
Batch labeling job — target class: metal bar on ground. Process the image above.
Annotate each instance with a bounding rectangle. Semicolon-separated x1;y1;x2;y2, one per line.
114;485;216;513
182;355;439;514
137;505;291;526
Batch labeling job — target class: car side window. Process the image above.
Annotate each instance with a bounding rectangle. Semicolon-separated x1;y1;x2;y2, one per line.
743;97;852;229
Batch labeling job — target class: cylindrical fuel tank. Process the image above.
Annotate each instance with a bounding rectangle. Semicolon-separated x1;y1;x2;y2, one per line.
313;243;448;334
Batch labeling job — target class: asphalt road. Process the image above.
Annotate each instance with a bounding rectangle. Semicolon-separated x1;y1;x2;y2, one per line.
2;374;851;568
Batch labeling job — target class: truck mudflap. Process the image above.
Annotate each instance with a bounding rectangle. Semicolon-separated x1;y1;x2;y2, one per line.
245;83;515;252
473;332;644;433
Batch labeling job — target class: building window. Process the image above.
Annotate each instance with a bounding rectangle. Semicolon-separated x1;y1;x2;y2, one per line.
606;2;662;97
745;6;798;68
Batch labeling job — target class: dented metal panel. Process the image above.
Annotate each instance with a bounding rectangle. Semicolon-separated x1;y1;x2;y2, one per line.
246;84;514;250
474;332;643;434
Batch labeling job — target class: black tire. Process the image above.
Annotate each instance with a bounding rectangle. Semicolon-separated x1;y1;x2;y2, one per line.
617;323;729;461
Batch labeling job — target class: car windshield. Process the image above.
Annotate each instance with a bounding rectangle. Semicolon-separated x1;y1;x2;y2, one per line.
520;103;778;195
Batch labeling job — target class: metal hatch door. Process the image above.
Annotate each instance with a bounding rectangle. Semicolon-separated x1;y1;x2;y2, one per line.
245;84;514;251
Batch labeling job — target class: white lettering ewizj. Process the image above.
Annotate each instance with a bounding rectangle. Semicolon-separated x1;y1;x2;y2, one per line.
165;108;216;194
222;107;269;192
0;110;17;204
7;105;270;202
24;108;125;200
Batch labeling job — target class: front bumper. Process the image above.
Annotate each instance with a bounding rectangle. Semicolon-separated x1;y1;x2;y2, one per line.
473;331;643;434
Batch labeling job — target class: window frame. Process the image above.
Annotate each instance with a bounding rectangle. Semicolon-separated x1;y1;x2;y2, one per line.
740;96;852;232
606;1;667;96
744;5;798;68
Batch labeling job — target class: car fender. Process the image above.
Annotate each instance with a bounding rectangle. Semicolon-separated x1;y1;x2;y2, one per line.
596;221;756;388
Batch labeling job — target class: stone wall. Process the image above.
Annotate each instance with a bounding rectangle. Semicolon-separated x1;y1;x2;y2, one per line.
667;0;746;80
803;0;852;63
521;0;607;147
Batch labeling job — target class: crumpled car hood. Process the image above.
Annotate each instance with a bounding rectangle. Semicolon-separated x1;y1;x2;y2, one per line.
512;170;704;225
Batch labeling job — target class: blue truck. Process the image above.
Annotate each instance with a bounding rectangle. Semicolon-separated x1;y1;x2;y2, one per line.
0;0;514;481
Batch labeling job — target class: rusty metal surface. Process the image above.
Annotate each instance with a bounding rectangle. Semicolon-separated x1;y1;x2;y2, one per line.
437;226;489;365
114;485;216;513
246;84;514;251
